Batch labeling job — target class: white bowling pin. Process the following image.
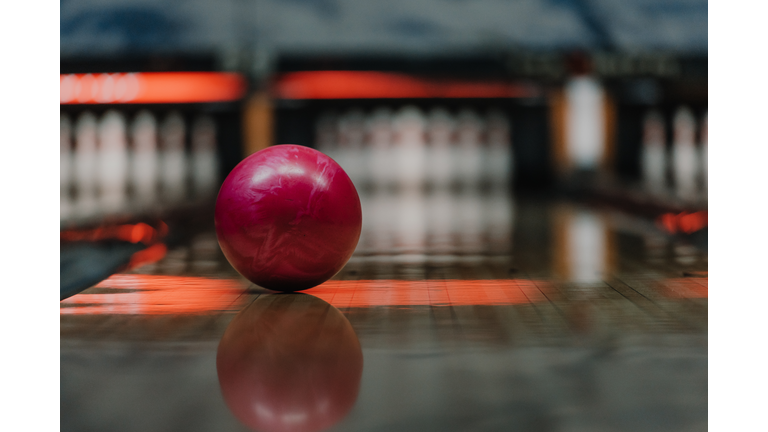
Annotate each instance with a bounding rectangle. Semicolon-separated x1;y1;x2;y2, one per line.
191;115;219;198
455;109;484;189
60;114;73;220
426;108;454;189
160;112;188;204
337;109;366;189
315;112;338;159
564;76;606;171
700;111;708;196
130;111;159;208
641;110;667;195
366;107;393;190
486;109;512;191
393;106;427;190
98;110;129;213
363;189;396;252
672;107;698;202
74;112;98;217
456;189;484;253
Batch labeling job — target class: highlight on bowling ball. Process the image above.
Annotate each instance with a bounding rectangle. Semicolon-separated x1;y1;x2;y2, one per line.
217;294;364;432
215;144;362;292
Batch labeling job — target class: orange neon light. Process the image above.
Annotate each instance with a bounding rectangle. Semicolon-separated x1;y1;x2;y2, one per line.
60;72;247;104
274;71;538;100
657;211;708;234
60;274;249;315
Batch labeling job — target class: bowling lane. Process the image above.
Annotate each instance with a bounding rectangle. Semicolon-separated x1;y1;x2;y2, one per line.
61;189;707;432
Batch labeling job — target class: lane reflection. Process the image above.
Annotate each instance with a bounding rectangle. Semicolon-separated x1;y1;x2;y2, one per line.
217;294;363;432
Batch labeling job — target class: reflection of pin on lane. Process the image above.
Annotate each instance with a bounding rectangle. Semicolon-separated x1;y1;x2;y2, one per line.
217;294;363;432
554;207;613;284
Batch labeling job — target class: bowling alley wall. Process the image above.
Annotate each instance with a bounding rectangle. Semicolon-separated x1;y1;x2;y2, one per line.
60;52;707;227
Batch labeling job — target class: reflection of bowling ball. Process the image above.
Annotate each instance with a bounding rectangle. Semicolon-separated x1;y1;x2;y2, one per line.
215;145;362;292
217;294;363;432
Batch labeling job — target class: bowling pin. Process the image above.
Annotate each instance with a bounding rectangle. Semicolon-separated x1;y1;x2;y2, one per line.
425;107;454;190
98;110;129;213
564;76;606;171
74;112;98;217
337;109;366;189
641;110;667;195
700;111;708;198
486;109;512;191
130;111;159;208
455;109;484;189
392;106;427;190
366;107;394;190
455;188;484;254
160;112;188;204
672;107;698;202
60;114;73;220
191;115;219;198
315;112;338;159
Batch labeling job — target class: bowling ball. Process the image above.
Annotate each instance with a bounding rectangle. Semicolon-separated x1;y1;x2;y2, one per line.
217;294;363;432
215;145;362;292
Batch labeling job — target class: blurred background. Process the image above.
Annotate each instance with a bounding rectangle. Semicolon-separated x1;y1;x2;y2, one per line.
60;1;707;431
60;0;707;225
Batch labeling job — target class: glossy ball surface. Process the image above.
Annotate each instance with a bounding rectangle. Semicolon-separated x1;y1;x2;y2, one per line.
215;145;362;292
217;294;363;432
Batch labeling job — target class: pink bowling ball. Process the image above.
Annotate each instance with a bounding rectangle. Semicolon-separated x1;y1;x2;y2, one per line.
215;145;362;291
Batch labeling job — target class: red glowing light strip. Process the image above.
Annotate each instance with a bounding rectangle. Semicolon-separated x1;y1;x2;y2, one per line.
274;71;537;100
60;274;248;315
657;211;708;234
60;72;247;104
60;221;168;244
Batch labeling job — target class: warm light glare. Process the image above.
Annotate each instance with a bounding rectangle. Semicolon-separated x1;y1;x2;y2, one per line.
309;279;549;307
60;72;247;104
60;274;248;315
